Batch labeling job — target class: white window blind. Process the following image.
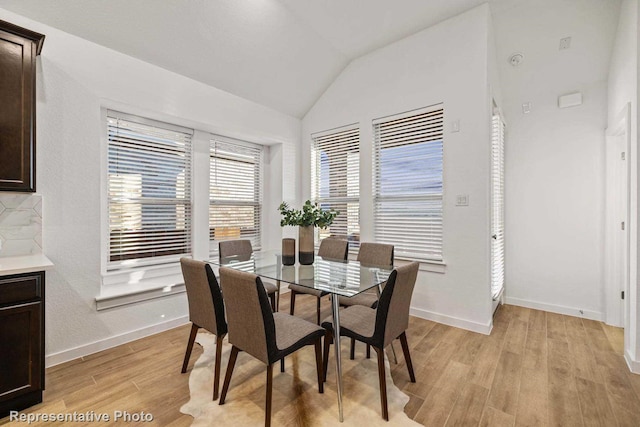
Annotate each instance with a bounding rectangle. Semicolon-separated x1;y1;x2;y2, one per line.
311;126;360;247
373;106;444;261
107;111;192;269
210;136;262;255
491;112;506;300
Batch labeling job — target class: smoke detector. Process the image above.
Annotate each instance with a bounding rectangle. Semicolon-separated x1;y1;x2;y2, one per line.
508;53;524;67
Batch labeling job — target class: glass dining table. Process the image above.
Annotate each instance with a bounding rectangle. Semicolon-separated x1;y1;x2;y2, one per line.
207;249;393;422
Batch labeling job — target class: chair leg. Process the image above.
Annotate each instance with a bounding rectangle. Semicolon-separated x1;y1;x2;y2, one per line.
213;335;224;400
265;363;273;427
366;344;371;359
280;358;285;373
399;332;416;382
314;338;324;393
323;331;332;382
269;293;276;312
374;346;389;421
290;291;296;316
350;338;355;360
316;296;321;325
219;345;240;405
181;324;199;373
389;341;399;364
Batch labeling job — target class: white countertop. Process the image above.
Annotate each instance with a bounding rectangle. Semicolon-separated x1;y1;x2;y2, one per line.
0;253;54;276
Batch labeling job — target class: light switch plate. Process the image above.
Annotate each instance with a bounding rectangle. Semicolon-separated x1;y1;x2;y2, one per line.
451;120;460;133
456;195;469;206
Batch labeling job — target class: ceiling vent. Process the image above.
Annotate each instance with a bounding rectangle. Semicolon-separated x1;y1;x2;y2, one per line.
558;92;582;108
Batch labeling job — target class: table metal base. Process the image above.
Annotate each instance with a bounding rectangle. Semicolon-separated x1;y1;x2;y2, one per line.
331;294;344;422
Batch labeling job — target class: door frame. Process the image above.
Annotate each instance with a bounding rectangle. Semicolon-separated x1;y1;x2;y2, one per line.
605;103;631;330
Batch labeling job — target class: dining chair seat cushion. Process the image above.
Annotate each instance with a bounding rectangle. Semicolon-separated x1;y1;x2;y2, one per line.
337;292;378;309
322;305;376;342
273;312;325;358
288;283;327;298
262;280;278;295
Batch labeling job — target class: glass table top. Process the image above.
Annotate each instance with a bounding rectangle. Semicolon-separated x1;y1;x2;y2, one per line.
208;249;393;298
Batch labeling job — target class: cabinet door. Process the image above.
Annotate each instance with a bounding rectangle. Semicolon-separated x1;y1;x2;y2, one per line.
0;29;36;192
0;301;42;400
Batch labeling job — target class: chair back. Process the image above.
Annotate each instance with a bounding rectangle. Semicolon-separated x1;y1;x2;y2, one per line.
357;242;394;267
318;238;349;261
219;267;277;364
374;262;419;348
219;239;253;259
180;258;227;336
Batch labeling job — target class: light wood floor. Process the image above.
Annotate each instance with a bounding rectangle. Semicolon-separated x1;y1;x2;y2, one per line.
2;296;639;426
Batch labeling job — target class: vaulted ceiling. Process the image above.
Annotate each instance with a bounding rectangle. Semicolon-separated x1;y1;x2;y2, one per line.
0;0;622;118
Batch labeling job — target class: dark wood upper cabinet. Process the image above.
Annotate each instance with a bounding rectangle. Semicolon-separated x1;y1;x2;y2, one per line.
0;20;44;192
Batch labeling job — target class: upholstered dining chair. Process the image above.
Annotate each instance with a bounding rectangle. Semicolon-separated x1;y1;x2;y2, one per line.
338;242;394;309
337;242;394;359
218;239;278;311
218;267;325;427
180;258;227;400
322;262;419;421
289;238;349;324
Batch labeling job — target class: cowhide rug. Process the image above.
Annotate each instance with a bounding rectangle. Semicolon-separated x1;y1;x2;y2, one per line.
180;332;421;426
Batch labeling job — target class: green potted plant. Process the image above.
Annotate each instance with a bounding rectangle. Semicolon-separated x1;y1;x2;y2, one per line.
278;200;339;264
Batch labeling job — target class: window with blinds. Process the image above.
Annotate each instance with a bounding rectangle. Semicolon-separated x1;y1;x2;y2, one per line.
373;106;444;261
491;111;506;300
107;111;192;269
210;137;262;255
311;126;360;247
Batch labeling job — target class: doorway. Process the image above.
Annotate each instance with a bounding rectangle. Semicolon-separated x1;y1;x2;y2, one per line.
491;106;506;312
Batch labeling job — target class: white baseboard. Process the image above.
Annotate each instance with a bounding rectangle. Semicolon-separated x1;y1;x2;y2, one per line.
409;307;492;335
625;349;640;374
505;297;603;322
45;316;189;368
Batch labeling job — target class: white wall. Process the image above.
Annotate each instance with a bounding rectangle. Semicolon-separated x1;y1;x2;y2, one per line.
607;0;639;370
0;8;301;365
504;81;607;319
302;5;495;333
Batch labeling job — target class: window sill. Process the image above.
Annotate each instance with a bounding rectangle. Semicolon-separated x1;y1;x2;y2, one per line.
395;257;446;274
97;263;185;310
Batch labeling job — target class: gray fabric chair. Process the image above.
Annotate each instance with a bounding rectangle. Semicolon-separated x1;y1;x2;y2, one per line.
338;242;394;309
218;268;325;427
322;262;419;421
180;258;227;400
289;238;349;324
337;242;394;358
218;239;278;311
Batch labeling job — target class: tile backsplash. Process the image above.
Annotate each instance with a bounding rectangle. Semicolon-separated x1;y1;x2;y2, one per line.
0;194;42;257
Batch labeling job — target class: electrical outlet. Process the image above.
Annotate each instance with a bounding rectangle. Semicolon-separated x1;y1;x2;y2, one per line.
456;195;469;206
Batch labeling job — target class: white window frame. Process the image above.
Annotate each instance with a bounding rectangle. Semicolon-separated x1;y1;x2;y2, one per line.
104;110;193;272
209;135;264;257
373;104;444;262
311;124;360;249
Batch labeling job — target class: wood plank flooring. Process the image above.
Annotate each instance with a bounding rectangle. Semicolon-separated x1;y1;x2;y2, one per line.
1;297;638;426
